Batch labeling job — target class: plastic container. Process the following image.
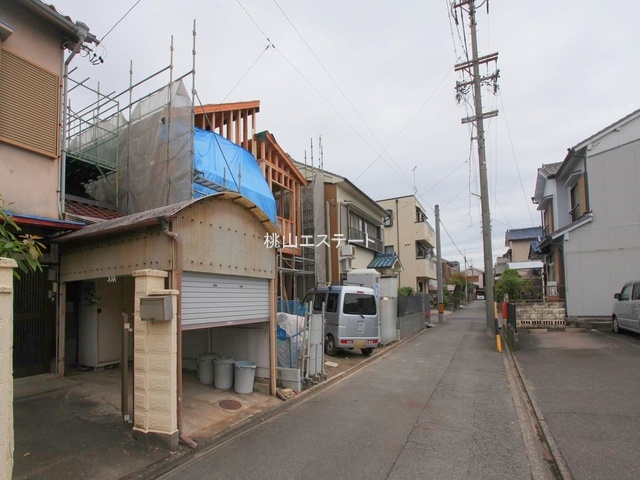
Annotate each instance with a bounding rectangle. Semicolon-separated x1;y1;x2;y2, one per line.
234;361;257;394
214;357;235;390
197;353;218;385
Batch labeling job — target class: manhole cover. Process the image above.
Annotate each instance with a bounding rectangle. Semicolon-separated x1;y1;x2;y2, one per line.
219;399;242;410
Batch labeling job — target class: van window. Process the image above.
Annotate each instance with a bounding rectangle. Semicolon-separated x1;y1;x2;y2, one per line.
326;293;339;313
343;293;376;315
633;283;640;300
620;284;633;301
311;293;325;312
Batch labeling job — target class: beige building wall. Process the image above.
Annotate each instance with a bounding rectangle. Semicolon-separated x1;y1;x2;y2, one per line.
379;196;436;291
509;241;531;263
0;3;65;218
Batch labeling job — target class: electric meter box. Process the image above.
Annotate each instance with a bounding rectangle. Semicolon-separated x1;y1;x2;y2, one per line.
139;296;173;321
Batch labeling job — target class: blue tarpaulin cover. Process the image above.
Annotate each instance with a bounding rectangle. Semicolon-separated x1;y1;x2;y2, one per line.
193;127;277;223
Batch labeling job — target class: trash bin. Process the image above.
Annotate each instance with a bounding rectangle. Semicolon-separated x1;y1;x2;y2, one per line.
197;353;218;385
234;361;257;394
214;357;235;390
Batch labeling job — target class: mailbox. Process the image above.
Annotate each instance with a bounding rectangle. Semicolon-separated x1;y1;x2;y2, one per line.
139;296;173;321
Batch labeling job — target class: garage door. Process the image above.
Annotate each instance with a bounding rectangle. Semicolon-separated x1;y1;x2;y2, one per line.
182;272;270;329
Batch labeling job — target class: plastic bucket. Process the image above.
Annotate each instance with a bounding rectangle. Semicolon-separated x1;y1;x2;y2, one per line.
197;353;218;385
214;357;235;390
234;361;257;394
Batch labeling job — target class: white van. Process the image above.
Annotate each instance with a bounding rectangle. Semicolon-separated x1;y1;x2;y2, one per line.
303;285;380;356
612;280;640;334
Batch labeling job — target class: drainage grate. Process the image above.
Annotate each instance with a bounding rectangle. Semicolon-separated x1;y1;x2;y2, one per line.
219;399;242;411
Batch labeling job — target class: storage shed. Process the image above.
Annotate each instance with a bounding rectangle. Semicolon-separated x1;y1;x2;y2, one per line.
57;193;278;449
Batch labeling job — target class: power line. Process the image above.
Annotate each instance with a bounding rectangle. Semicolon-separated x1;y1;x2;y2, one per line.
99;0;142;44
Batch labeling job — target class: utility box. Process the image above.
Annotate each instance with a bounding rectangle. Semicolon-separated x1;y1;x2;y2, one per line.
346;268;380;293
139;296;173;321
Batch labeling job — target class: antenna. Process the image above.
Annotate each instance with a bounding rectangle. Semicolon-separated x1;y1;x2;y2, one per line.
412;166;417;196
310;138;314;169
319;135;324;171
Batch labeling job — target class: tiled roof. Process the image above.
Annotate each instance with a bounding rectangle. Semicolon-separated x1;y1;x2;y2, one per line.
505;227;543;242
368;253;401;269
539;162;562;177
65;198;122;221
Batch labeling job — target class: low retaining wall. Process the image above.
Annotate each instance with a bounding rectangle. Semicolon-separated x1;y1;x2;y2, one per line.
516;302;566;329
397;311;426;340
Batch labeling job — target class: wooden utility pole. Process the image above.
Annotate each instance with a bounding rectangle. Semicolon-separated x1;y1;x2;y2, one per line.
435;205;444;323
453;0;499;335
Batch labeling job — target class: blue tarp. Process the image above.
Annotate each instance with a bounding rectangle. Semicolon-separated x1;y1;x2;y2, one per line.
193;127;277;224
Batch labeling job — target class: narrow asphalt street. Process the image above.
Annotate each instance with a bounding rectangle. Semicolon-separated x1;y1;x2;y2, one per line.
159;303;548;480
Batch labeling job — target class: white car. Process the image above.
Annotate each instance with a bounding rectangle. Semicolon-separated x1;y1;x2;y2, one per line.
612;281;640;334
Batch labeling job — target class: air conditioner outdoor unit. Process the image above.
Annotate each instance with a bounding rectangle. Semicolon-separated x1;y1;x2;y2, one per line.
340;244;355;258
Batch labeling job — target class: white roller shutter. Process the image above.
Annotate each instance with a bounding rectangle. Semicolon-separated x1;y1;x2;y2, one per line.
182;272;270;329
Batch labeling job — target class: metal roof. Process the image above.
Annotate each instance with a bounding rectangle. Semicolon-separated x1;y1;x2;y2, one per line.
56;193;278;244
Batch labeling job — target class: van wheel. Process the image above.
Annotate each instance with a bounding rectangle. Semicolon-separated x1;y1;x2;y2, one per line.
612;316;621;334
325;335;337;356
361;348;373;357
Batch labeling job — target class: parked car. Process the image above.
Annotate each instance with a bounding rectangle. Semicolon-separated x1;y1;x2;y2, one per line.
303;285;380;356
612;281;640;334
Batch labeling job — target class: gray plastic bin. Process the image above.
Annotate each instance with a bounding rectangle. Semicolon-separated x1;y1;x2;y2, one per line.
197;353;218;385
234;361;257;394
214;357;235;390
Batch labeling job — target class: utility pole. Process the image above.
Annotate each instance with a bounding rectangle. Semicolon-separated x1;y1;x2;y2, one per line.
435;205;444;324
453;0;499;335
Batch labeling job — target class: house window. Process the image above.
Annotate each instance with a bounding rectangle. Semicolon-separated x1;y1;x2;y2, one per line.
384;245;394;253
543;205;554;235
347;210;383;253
383;209;393;227
0;49;59;158
569;174;587;222
570;184;580;221
415;207;427;223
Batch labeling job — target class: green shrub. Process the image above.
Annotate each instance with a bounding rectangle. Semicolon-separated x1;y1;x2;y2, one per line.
398;287;414;297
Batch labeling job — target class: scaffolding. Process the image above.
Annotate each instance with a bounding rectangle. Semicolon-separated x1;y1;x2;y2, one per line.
64;34;196;216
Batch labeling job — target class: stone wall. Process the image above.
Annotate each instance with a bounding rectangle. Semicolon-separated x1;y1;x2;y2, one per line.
516;302;566;329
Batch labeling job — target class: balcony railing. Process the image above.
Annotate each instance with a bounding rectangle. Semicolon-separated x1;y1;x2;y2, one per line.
348;227;383;253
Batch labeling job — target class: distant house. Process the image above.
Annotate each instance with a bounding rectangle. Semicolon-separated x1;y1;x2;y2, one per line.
504;227;543;263
533;109;640;318
498;227;543;283
377;195;437;293
295;162;387;285
463;266;484;290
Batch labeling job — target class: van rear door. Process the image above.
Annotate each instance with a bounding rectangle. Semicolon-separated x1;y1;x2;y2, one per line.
342;292;378;338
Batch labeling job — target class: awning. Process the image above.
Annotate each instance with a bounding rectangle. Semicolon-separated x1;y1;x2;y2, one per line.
6;211;84;231
367;253;403;272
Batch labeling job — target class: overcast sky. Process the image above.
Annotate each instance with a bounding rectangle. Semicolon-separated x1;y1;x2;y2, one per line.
51;0;640;270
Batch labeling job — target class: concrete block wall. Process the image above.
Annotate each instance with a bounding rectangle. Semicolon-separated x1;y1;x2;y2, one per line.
132;269;179;450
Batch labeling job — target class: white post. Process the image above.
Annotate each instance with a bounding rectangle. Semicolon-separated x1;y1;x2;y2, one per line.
0;258;18;480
